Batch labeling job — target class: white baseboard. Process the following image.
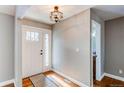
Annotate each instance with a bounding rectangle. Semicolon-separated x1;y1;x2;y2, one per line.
52;69;88;87
97;73;124;82
104;73;124;82
97;73;105;81
0;79;15;87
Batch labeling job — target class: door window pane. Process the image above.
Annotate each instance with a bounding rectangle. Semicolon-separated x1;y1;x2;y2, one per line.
26;31;31;40
26;31;39;42
31;32;35;41
44;34;49;66
34;32;39;42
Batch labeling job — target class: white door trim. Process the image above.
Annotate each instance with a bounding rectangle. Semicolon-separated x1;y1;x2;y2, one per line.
92;20;102;81
22;25;51;33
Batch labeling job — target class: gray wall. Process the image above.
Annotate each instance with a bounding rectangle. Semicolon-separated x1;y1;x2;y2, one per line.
91;10;105;76
105;17;124;77
0;13;14;82
52;9;91;86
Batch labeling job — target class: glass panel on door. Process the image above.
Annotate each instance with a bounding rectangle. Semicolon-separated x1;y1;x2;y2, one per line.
42;33;50;72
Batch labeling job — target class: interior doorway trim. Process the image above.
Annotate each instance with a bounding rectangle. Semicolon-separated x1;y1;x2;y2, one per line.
91;20;102;86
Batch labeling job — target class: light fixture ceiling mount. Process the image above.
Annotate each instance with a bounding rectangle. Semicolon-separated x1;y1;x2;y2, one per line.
50;6;63;23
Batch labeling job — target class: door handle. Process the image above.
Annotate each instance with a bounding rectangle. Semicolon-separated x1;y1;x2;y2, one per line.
40;50;43;55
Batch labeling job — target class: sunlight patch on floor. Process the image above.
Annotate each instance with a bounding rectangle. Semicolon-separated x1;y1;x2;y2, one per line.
47;74;71;87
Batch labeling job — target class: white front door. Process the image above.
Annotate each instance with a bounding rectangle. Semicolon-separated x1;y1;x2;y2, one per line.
22;26;51;78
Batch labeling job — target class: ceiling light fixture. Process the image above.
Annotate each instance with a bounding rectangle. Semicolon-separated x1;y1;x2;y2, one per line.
50;6;63;23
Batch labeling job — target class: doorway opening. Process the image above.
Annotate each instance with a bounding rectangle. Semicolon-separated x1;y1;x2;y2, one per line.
22;25;51;78
91;20;102;85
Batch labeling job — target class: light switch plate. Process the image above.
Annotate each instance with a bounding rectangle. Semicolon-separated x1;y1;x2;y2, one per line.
119;69;123;74
76;48;79;52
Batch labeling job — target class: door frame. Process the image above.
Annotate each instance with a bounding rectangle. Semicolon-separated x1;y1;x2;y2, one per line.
91;20;102;85
21;25;52;77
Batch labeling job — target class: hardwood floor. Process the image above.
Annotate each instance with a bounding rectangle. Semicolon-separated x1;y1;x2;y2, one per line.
3;71;124;87
22;71;79;87
94;76;124;87
23;78;34;87
92;55;124;87
43;71;79;87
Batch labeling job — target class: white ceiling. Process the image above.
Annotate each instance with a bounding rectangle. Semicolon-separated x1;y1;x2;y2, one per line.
0;5;15;16
24;5;94;24
92;5;124;21
0;5;124;23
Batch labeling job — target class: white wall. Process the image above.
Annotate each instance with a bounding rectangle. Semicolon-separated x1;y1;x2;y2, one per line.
0;13;14;82
52;9;91;86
